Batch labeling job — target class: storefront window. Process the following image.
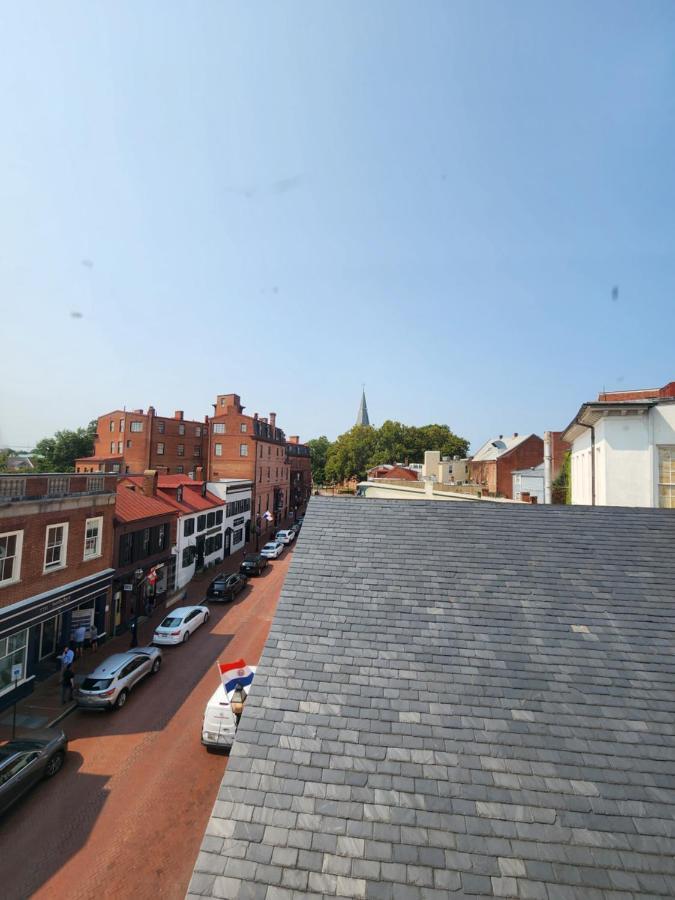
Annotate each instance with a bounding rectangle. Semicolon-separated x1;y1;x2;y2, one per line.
0;630;28;695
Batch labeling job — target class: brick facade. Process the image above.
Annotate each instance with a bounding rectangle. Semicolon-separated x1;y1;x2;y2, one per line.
470;435;544;499
287;436;312;518
207;394;291;537
0;473;116;708
76;407;208;476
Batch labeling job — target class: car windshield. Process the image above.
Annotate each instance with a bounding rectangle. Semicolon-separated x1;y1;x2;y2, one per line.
159;616;181;628
81;677;112;691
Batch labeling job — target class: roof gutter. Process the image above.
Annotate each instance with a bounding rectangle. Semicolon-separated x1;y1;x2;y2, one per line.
573;417;595;506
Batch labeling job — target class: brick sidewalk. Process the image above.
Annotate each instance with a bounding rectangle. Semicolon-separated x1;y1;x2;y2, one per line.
0;538;264;737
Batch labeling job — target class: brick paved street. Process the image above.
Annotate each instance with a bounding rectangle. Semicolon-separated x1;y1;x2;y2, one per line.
0;548;293;900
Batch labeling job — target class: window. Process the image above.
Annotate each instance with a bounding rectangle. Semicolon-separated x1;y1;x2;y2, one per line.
83;517;102;560
113;463;121;474
184;518;195;537
177;465;184;474
215;510;223;525
157;524;166;551
182;546;195;568
195;426;202;437
130;421;143;432
0;630;28;696
142;528;150;557
116;441;122;454
259;469;262;482
44;523;68;572
213;423;225;434
157;421;165;434
0;531;23;586
157;442;165;455
240;444;248;457
126;439;131;449
110;441;115;454
658;447;675;508
214;443;222;457
177;444;184;457
109;420;115;432
268;446;271;456
193;446;201;457
207;511;216;528
220;398;226;406
120;418;125;432
240;423;247;433
233;528;243;545
178;423;185;435
197;514;206;532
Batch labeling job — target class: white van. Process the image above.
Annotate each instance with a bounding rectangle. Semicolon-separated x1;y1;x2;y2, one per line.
201;667;256;749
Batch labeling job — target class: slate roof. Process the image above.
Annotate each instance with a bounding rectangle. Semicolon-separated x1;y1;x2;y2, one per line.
188;497;675;900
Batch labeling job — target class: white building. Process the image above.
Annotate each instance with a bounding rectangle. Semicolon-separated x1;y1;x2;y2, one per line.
512;463;545;503
156;476;227;591
422;451;471;485
207;479;253;556
562;384;675;507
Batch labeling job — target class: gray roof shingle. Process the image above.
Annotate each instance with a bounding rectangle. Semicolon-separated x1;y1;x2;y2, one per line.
188;497;675;900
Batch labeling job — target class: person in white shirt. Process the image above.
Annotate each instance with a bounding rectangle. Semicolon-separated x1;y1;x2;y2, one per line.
74;625;86;658
59;646;74;669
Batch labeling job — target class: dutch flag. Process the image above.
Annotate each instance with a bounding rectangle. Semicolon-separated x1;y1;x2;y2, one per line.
218;658;254;694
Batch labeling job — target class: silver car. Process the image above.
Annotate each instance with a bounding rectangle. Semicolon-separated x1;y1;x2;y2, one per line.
76;646;162;711
0;728;68;816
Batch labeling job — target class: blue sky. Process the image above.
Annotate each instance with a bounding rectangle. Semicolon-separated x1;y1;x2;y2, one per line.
1;1;674;453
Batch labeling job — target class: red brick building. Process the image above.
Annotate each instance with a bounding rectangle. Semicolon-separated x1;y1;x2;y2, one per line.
0;472;116;710
207;394;290;538
286;437;312;520
112;473;178;635
597;381;675;403
76;407;208;476
470;433;544;498
367;464;419;481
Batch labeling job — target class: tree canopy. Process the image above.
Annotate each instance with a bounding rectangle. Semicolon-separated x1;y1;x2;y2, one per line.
310;420;469;485
32;421;97;472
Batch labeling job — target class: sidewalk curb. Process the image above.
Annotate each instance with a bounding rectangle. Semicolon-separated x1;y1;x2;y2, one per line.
47;702;78;728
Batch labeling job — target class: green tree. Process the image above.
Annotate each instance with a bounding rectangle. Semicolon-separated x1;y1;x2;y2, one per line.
324;425;379;483
552;451;571;504
307;435;330;485
32;421;97;472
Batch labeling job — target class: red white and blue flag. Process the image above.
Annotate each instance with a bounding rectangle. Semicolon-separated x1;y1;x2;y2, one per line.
218;658;254;693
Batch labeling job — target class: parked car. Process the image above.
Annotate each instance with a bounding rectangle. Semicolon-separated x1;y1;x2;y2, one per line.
0;729;68;816
207;572;248;602
76;647;162;711
275;529;295;545
260;541;284;559
240;553;269;577
290;522;302;535
153;606;209;645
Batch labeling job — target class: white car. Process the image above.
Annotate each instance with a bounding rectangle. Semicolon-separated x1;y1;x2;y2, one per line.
260;541;284;559
275;530;295;545
153;606;209;645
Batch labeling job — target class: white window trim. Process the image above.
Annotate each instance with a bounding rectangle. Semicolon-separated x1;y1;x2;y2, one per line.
213;423;225;434
240;443;248;457
0;529;23;587
44;522;69;573
214;443;223;457
83;516;103;561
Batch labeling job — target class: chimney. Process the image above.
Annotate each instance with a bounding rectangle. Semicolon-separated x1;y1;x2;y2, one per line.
254;413;259;421
195;465;204;481
142;469;158;497
260;417;268;424
513;432;518;437
288;436;299;444
133;409;143;414
148;406;155;416
174;410;184;421
543;431;552;504
499;434;503;439
269;412;277;429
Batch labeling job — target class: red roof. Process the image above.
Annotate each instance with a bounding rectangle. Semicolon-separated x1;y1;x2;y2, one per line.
115;482;177;523
156;474;199;488
123;475;223;515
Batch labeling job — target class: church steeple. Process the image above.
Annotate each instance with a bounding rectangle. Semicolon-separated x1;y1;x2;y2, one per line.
356;388;370;427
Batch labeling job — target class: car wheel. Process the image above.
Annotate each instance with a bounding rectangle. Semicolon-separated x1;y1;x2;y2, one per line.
115;689;129;710
183;630;190;643
45;751;64;778
203;611;210;624
151;657;162;674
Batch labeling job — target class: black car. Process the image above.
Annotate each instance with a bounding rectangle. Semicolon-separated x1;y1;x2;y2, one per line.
239;553;269;577
0;729;68;816
207;572;248;601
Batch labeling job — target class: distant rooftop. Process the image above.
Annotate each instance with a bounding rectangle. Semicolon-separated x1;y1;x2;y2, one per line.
472;432;532;461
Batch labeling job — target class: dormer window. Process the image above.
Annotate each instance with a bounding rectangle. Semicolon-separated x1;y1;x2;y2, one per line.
177;486;183;502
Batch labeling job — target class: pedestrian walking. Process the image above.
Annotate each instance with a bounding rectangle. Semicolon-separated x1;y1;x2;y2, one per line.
74;624;86;658
129;619;138;648
61;665;75;704
90;626;99;652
